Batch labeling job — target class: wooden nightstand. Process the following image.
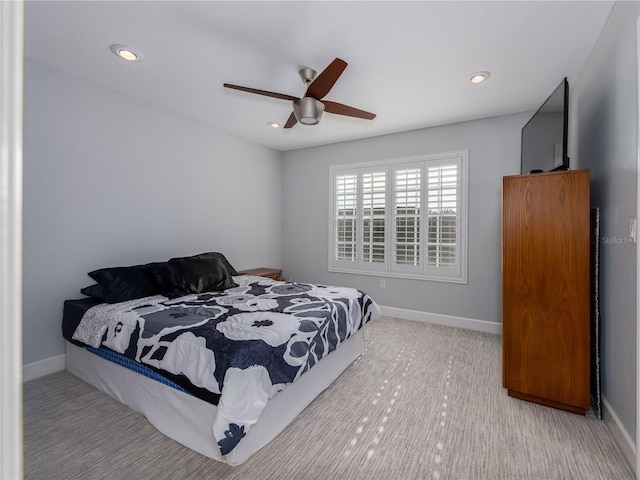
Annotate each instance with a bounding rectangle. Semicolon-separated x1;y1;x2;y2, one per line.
236;267;283;281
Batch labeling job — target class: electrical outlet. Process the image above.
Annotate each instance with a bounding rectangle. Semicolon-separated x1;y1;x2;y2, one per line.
380;279;386;289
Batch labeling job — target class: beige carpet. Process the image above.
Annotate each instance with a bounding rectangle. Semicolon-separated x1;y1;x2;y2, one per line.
24;317;634;479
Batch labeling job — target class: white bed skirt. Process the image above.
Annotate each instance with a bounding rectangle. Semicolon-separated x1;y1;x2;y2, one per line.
65;328;365;466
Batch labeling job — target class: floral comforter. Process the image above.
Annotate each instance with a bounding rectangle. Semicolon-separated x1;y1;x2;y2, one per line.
72;275;380;456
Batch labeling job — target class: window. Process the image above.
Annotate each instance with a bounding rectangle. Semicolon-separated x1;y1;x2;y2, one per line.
329;151;467;283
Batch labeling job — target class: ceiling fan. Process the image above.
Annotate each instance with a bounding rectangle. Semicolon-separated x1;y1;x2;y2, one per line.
223;58;376;128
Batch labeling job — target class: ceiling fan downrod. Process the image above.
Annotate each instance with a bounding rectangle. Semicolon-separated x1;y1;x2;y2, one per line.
298;67;317;85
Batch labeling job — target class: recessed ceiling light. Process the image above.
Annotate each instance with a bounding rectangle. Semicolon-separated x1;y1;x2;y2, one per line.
267;121;281;128
469;71;490;84
110;44;142;62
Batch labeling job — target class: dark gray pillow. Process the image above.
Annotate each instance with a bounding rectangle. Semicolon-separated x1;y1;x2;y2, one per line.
88;265;158;303
167;256;237;294
80;283;106;300
145;261;177;295
190;252;239;276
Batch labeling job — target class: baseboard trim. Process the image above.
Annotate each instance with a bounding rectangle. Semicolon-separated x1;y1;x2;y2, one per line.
602;395;637;475
380;306;502;335
23;353;66;382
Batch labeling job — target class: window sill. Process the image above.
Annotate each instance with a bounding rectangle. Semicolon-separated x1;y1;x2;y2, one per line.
328;266;467;284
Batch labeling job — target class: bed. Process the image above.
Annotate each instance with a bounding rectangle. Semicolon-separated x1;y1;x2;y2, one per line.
62;252;380;466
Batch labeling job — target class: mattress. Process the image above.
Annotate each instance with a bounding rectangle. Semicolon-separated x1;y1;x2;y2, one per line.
66;328;365;465
63;297;221;404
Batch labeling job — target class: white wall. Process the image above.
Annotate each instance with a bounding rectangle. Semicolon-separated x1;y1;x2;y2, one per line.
571;0;639;454
281;112;530;324
23;60;283;364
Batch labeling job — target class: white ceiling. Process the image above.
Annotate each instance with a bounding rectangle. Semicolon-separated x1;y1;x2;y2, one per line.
24;0;614;152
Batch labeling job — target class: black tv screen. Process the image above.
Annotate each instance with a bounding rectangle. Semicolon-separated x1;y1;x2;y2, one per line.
521;78;569;174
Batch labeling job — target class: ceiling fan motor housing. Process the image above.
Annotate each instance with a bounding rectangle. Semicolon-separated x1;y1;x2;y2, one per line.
293;97;325;125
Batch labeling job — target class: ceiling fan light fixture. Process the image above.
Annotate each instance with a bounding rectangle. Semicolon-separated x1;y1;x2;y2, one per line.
293;97;324;125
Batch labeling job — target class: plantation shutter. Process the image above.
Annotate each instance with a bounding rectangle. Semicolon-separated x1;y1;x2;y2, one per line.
392;164;422;274
360;168;387;271
424;158;462;278
334;173;357;264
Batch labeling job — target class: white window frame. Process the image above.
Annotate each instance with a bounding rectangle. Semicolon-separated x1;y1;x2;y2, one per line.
329;151;468;284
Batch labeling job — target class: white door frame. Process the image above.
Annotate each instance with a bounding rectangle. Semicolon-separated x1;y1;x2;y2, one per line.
0;0;24;478
637;14;640;478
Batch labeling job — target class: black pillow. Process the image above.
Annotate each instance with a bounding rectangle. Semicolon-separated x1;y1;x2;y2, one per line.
88;265;159;304
145;261;178;295
80;283;106;300
167;256;237;294
190;252;239;276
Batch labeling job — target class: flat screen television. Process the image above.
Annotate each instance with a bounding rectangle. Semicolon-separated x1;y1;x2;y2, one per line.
521;78;569;174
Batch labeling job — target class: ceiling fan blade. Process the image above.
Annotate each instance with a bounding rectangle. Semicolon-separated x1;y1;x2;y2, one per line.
305;58;348;100
323;101;376;120
223;83;298;102
283;112;298;129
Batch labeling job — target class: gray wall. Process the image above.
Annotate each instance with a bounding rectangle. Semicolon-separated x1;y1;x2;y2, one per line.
281;112;530;323
571;0;638;445
23;60;283;364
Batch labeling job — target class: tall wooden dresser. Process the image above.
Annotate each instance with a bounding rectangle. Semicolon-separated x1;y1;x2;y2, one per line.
502;169;590;414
